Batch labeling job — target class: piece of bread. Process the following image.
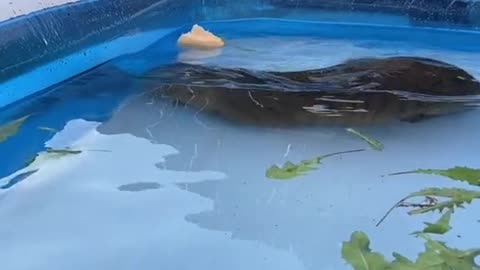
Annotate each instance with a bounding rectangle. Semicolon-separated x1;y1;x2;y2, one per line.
177;24;225;50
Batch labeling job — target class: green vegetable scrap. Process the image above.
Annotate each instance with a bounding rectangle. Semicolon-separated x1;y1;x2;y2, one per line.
0;115;30;143
25;148;82;166
266;159;319;180
405;188;480;215
346;128;384;151
38;126;59;133
412;209;453;235
45;148;82;155
266;149;364;180
342;231;480;270
391;167;480;187
389;234;480;270
350;162;480;269
341;231;389;270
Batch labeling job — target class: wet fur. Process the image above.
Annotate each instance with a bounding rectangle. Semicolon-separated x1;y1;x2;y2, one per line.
140;57;480;127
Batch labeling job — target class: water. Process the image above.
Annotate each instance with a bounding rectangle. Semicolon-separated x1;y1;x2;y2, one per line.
1;19;480;270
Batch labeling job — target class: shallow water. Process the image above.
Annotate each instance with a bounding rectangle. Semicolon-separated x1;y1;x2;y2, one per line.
1;19;480;270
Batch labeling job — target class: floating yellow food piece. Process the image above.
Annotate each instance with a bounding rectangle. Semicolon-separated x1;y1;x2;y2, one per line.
177;24;225;50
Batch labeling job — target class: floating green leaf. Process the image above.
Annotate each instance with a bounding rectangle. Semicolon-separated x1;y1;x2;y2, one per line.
405;188;480;215
389;253;419;270
38;126;59;133
45;148;82;155
25;148;82;167
390;166;480;187
342;232;480;270
408;234;480;270
412;209;453;235
266;161;317;179
0;115;30;143
388;236;480;269
341;231;389;270
266;149;364;180
376;188;480;227
346;128;384;151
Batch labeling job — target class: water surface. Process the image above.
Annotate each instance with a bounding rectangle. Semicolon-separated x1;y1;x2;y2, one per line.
1;19;479;270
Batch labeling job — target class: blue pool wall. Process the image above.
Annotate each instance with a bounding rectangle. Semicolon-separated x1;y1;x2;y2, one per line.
1;0;480;109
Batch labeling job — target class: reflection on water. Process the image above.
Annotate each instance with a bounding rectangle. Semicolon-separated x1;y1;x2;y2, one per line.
1;19;480;270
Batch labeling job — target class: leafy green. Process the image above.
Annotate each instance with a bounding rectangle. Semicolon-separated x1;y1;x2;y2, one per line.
390;167;480;187
407;188;480;200
341;231;389;270
45;148;82;155
0;115;30;143
412;210;452;235
346;128;384;151
38;126;59;133
405;188;480;215
376;188;480;227
417;167;480;186
389;253;418;270
266;149;364;180
266;161;317;179
25;148;82;166
406;234;480;270
342;232;480;270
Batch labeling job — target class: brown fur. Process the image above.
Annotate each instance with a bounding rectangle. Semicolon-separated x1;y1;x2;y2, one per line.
141;57;480;127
